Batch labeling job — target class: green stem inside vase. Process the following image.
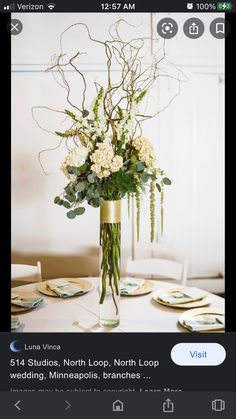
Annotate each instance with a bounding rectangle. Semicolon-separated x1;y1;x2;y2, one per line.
100;222;121;314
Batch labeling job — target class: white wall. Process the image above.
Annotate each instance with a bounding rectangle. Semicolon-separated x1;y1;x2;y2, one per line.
11;13;224;280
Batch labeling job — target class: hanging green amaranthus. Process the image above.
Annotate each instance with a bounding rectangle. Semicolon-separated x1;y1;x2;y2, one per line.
135;186;141;241
160;188;164;236
127;192;131;219
150;180;155;242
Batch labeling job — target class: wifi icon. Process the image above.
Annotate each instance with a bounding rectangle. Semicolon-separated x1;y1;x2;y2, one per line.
47;3;55;10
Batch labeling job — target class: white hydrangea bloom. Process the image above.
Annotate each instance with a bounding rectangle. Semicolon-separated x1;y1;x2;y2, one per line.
90;142;123;178
110;155;123;172
132;137;156;167
60;145;88;179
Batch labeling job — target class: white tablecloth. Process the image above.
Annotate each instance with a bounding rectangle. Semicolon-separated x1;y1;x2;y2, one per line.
12;278;224;333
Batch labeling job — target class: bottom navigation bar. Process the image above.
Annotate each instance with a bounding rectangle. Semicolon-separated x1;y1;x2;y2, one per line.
0;392;235;419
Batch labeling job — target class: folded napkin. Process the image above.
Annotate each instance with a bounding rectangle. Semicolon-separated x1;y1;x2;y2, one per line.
183;314;225;331
121;278;144;295
11;293;44;309
158;287;207;305
46;279;84;298
11;316;20;330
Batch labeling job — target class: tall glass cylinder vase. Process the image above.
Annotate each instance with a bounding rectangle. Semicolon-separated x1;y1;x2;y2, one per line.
99;200;121;327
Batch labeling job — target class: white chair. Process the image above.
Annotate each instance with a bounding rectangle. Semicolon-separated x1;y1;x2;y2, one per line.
126;257;188;285
11;262;42;286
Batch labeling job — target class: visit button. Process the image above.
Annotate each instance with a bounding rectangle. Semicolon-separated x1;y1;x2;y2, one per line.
171;343;226;366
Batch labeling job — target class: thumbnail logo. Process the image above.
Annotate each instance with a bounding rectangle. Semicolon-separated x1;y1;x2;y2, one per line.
10;340;22;353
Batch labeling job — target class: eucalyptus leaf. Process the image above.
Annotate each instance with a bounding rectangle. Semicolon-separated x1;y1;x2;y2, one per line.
93;190;100;198
156;183;161;193
65;184;75;195
141;173;149;183
74;207;85;215
76;194;85;203
86;187;94;199
66;165;74;175
82;109;89;117
87;174;95;183
74;168;81;176
123;159;131;166
89;198;100;208
54;196;60;204
65;194;76;203
135;161;145;172
67;210;76;219
62;201;71;209
75;182;86;192
163;177;172;185
68;166;80;176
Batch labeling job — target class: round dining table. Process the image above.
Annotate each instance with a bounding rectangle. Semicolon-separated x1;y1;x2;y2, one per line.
11;278;224;333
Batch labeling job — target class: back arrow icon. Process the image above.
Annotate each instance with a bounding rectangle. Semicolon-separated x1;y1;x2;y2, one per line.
65;400;71;411
14;400;21;411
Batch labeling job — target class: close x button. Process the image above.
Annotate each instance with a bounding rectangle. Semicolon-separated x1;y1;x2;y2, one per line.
171;343;226;366
7;19;23;35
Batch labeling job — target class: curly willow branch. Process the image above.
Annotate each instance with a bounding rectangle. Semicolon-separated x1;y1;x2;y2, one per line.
33;19;185;175
38;139;64;175
31;106;67;175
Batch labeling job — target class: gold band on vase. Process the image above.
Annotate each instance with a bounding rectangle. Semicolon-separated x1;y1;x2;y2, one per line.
100;200;121;224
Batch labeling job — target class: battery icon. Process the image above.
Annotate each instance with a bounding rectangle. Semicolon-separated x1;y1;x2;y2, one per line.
217;2;232;10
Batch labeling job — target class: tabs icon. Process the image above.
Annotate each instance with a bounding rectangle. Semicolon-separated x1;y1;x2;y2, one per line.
212;399;225;412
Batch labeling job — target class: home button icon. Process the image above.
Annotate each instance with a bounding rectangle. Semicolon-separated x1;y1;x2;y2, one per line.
113;400;124;412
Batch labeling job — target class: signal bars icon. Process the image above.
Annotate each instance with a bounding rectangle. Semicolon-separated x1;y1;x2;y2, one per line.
3;3;15;10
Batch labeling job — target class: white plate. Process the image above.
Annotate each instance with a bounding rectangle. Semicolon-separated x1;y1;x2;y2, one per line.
152;286;212;308
11;290;44;313
37;278;93;297
179;307;225;333
121;278;154;296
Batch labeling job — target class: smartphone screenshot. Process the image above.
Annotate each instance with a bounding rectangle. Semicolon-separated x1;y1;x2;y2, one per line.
0;0;235;417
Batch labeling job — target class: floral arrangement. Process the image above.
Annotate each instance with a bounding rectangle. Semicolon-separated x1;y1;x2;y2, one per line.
54;93;171;242
34;21;180;314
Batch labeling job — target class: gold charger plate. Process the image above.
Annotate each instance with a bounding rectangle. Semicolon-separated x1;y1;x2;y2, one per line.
36;278;93;297
152;287;212;308
11;290;43;313
179;307;225;333
121;278;154;296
